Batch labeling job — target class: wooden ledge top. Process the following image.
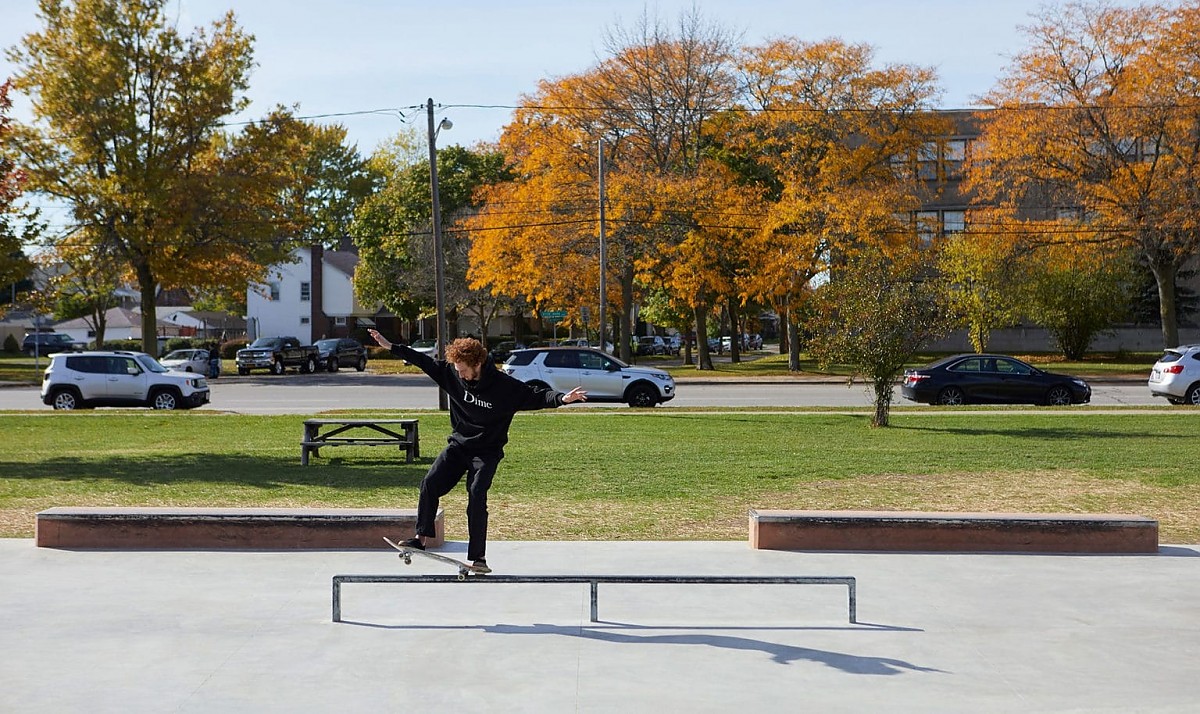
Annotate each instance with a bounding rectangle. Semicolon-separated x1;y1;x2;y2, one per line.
749;510;1157;525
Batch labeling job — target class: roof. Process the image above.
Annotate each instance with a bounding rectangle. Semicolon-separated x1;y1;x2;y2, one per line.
322;250;359;277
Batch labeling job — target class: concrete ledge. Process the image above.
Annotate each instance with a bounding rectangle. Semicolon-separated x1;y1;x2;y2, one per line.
35;507;444;550
749;509;1159;553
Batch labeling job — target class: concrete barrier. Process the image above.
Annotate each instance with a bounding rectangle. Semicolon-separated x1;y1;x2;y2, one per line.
35;507;444;550
749;509;1159;553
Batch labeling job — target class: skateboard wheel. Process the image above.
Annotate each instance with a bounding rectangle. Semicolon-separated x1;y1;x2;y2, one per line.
457;573;466;581
403;556;412;565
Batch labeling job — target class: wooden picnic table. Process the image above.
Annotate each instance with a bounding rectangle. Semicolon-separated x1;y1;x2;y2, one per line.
301;418;419;466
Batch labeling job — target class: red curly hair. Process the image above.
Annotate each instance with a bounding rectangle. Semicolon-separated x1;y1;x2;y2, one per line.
445;337;488;366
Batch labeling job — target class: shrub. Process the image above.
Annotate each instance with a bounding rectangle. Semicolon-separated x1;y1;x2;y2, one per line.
221;339;248;359
3;334;19;354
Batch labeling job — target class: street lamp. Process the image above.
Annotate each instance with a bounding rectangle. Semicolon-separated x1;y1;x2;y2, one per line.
427;98;451;410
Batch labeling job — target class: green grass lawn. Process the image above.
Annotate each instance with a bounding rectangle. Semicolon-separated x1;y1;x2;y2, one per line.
2;409;1196;543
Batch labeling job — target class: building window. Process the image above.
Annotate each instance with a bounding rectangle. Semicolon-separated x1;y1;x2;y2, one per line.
269;283;281;301
334;317;347;326
917;142;939;180
300;282;311;302
943;140;967;179
943;210;966;234
300;316;310;325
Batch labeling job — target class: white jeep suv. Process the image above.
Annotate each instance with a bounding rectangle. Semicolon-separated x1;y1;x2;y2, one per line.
41;351;211;410
500;347;675;407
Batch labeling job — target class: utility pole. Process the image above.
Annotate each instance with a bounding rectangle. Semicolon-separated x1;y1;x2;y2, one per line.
427;98;448;410
598;138;607;353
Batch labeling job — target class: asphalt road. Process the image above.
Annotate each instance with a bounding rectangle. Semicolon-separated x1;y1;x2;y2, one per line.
0;371;1162;414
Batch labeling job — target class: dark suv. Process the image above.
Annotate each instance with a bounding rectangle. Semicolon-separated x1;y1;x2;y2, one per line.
22;332;77;356
315;338;368;372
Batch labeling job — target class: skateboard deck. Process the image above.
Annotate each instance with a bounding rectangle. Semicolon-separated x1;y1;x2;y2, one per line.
382;536;486;579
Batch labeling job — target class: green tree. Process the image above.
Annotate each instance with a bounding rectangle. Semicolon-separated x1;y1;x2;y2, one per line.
352;137;510;336
807;248;952;427
6;0;312;354
1;79;35;308
938;230;1028;353
1024;237;1137;359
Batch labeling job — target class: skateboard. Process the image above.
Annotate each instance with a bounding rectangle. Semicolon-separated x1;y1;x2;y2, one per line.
382;536;487;580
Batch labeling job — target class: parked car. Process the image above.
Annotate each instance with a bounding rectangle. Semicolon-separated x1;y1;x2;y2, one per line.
489;340;526;363
636;336;667;355
315;338;368;372
158;348;211;373
22;332;77;356
901;354;1091;406
40;351;210;410
664;335;682;355
501;346;675;407
235;336;319;375
409;338;438;357
1148;344;1200;405
744;333;763;350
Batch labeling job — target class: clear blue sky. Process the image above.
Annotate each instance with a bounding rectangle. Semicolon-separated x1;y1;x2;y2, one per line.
2;0;1122;154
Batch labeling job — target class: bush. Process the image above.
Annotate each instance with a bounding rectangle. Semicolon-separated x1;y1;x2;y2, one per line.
102;339;143;352
367;345;398;360
3;334;19;354
221;339;248;359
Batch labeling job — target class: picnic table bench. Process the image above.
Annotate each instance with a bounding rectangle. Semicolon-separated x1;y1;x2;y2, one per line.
301;418;419;466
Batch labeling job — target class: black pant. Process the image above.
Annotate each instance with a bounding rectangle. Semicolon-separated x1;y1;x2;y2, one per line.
414;445;500;561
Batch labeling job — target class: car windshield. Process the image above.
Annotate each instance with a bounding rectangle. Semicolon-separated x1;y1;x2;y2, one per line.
162;350;193;360
137;355;169;373
316;339;338;349
249;338;280;349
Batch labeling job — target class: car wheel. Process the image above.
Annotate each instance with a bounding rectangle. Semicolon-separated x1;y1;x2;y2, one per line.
184;366;193;372
304;357;317;374
150;388;180;410
271;359;285;376
328;358;339;373
1045;385;1073;406
936;386;965;406
356;356;367;372
50;388;80;410
626;384;658;408
1186;384;1200;406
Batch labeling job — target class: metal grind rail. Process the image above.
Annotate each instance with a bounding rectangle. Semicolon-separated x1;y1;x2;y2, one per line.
332;574;857;624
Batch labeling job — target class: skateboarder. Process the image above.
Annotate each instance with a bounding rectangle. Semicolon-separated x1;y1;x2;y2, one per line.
367;330;587;573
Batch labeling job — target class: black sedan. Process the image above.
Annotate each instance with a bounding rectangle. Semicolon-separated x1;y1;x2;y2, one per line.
901;354;1091;406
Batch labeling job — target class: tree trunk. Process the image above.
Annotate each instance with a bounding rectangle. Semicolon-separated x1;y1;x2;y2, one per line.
694;306;714;370
872;380;892;428
787;317;802;372
619;267;635;362
136;262;158;357
727;297;741;364
1149;258;1179;348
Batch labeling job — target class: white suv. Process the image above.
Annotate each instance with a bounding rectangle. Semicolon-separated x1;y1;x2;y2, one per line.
1148;345;1200;405
41;351;211;410
501;347;675;407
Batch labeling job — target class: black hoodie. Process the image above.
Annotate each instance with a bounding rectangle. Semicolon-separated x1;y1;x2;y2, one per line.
391;343;566;455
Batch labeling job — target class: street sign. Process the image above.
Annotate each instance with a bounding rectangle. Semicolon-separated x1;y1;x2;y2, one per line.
542;310;567;322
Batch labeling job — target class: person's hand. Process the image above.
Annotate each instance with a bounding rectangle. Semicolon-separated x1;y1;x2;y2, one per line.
367;329;391;349
562;387;588;404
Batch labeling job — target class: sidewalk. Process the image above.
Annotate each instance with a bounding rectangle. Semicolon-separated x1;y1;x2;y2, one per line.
2;539;1197;712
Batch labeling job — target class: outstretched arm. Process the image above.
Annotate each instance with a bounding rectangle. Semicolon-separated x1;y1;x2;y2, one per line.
367;329;439;378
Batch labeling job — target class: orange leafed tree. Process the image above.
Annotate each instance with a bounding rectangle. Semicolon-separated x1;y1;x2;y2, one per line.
469;8;738;361
966;1;1200;348
724;37;946;370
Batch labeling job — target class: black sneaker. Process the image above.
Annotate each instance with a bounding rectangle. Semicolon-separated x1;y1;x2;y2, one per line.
399;537;425;551
469;559;491;574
